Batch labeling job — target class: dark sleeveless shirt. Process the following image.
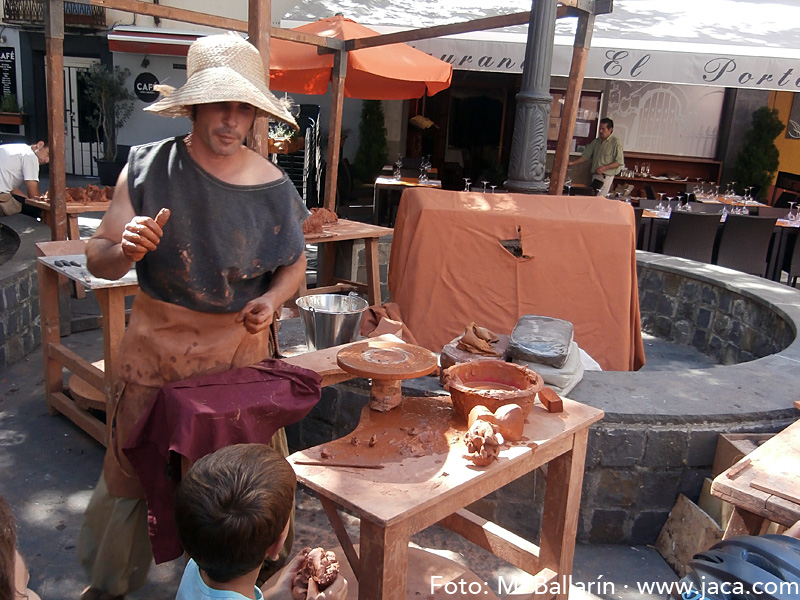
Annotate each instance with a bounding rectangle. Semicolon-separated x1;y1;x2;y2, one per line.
127;136;308;313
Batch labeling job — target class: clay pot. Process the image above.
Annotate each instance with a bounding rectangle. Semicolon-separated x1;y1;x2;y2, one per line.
442;359;543;421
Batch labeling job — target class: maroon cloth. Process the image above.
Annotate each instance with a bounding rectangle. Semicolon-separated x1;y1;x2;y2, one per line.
122;358;322;563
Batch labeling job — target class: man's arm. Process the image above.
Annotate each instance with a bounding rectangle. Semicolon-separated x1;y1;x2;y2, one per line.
236;253;308;334
85;166;169;280
22;180;41;198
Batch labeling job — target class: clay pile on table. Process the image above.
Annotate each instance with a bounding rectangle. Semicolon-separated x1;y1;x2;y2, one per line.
44;185;114;203
302;207;338;234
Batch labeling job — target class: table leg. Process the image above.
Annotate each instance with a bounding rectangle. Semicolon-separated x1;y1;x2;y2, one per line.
358;520;408;600
373;186;381;225
37;260;63;415
723;507;767;539
319;496;360;582
96;288;128;438
364;237;381;306
538;428;589;600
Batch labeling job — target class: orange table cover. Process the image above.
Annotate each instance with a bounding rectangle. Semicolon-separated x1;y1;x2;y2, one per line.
388;189;645;371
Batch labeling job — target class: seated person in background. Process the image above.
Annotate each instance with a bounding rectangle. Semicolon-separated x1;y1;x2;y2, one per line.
0;141;49;216
0;494;42;600
174;444;347;600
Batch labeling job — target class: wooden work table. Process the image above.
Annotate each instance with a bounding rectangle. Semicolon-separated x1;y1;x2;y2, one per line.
27;197;111;241
305;219;393;305
290;395;604;599
711;419;800;538
36;220;390;445
37;240;138;446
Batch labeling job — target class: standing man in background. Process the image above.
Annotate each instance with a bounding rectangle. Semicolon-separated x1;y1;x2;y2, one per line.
568;118;623;197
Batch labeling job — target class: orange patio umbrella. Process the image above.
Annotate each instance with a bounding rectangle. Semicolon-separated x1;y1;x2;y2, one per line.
270;16;453;99
269;16;453;210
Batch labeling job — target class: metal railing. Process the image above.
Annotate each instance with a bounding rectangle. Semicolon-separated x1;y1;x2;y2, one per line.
3;0;106;28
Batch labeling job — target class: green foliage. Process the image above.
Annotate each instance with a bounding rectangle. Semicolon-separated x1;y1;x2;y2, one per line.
734;106;784;200
79;63;135;161
353;100;388;184
0;95;20;112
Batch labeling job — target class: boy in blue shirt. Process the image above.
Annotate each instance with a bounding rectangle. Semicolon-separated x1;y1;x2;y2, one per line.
174;444;347;600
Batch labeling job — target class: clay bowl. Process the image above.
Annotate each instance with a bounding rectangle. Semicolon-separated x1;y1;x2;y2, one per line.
442;360;544;421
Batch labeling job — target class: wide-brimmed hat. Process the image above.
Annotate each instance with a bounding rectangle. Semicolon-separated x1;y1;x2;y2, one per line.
144;32;297;128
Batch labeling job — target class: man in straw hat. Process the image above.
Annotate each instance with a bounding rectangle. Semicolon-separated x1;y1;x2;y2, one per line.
78;33;311;600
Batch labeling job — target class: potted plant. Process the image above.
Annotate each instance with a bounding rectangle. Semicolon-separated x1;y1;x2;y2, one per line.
79;63;135;185
0;95;25;125
734;106;785;201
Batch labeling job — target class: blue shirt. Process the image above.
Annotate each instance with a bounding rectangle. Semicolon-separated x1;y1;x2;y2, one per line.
176;559;264;600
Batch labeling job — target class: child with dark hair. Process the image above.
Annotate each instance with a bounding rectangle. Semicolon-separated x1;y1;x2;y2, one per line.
0;494;41;600
174;444;347;600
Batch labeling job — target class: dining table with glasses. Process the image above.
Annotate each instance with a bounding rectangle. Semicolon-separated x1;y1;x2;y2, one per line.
639;204;798;280
372;175;441;226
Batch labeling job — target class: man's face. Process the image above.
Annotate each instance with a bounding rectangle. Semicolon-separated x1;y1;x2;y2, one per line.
192;102;257;157
35;146;49;165
598;123;612;141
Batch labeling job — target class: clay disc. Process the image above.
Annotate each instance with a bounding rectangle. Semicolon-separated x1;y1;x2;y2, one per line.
337;340;437;380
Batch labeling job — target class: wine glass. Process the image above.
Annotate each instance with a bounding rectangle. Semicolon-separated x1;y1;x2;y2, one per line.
666;196;675;216
788;201;797;222
490;185;497;194
394;154;403;180
463;178;471;192
656;192;665;212
481;180;489;193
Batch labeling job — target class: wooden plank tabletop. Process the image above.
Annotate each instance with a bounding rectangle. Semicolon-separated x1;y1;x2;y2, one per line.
711;419;800;527
304;218;393;244
37;254;137;290
26;197;112;214
290;395;604;527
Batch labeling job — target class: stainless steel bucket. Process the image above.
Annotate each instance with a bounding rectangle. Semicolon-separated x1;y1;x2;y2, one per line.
295;293;369;351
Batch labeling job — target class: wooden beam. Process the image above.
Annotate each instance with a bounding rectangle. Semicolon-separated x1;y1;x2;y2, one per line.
248;0;271;158
549;11;595;196
89;0;247;31
323;51;346;212
269;27;345;51
44;0;67;242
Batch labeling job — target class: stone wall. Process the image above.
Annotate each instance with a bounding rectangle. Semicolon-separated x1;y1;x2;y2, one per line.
0;216;49;369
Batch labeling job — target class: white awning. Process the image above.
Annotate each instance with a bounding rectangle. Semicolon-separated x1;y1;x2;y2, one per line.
281;0;800;91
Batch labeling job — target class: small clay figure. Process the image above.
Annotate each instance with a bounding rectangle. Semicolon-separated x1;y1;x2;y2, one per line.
464;419;504;466
291;547;340;600
369;434;378;447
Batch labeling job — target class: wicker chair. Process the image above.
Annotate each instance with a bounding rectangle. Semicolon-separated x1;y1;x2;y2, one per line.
644;184;656;200
714;215;778;276
661;212;721;263
786;232;800;287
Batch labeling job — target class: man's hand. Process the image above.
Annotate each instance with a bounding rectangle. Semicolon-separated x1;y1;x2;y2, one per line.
120;208;170;262
236;294;278;334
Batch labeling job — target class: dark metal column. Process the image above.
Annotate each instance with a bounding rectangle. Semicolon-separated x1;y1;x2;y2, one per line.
505;0;558;194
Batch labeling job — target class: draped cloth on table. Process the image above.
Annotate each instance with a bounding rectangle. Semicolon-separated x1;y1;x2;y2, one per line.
123;359;322;563
388;189;645;372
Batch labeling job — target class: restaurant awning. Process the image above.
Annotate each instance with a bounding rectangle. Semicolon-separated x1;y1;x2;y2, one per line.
282;0;800;91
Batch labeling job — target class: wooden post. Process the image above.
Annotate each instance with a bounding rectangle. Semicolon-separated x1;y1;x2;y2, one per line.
248;0;272;157
549;11;595;196
323;51;347;212
44;0;67;242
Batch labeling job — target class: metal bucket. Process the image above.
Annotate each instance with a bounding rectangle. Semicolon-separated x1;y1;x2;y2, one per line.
295;293;369;351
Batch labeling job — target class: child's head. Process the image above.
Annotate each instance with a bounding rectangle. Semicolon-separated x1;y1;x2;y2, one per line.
174;444;296;583
1;495;17;600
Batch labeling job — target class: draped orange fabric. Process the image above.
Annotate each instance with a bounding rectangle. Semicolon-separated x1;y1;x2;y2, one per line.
269;16;453;99
388;189;646;372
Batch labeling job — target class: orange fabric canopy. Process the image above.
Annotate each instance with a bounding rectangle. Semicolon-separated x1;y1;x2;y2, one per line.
270;16;453;99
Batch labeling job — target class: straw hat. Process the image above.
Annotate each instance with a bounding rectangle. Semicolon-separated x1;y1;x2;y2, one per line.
144;32;297;128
